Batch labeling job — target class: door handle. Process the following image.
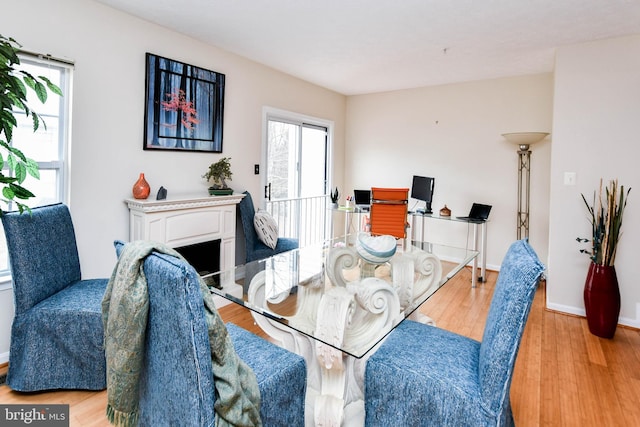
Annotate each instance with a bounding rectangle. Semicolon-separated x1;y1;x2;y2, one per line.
264;183;271;200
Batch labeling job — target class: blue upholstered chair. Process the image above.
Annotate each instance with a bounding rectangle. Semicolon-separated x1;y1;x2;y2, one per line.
114;242;306;426
238;191;299;263
365;239;545;427
238;191;298;292
1;203;108;391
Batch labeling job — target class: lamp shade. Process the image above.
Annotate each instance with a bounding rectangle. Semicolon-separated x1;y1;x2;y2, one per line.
502;132;549;150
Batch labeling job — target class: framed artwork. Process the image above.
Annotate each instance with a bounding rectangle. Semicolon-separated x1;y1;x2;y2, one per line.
144;53;225;152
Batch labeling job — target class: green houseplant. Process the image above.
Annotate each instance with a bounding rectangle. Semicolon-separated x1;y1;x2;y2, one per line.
578;178;631;338
203;157;233;195
1;34;62;213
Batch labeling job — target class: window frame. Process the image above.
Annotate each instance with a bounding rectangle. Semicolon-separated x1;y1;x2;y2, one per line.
0;53;73;288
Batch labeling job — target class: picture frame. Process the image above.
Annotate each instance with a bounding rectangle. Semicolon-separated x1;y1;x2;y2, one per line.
144;53;225;153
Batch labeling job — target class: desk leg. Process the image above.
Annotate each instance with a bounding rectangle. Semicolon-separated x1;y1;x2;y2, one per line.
472;224;478;288
480;222;487;282
344;211;350;243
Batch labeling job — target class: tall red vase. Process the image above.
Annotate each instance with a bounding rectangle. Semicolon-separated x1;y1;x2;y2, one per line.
132;173;150;199
583;262;620;338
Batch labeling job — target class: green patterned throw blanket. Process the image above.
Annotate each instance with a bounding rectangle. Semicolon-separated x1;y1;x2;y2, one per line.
102;241;262;427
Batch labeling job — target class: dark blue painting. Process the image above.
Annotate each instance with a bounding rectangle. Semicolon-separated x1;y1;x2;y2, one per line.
144;53;225;152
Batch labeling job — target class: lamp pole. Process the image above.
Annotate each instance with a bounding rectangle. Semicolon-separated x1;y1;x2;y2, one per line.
516;144;532;239
502;132;549;240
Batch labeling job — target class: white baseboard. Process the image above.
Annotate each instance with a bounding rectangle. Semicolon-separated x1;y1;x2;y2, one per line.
0;351;8;365
620;302;640;328
546;301;585;317
546;301;640;329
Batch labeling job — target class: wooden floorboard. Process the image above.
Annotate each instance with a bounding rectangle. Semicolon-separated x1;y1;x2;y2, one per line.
1;268;638;426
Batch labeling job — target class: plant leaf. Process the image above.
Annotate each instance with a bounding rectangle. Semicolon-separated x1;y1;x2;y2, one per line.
13;162;26;183
31;112;40;132
9;182;35;199
2;186;14;200
33;80;48;104
8;145;27;162
22;73;36;91
39;76;63;96
26;158;40;179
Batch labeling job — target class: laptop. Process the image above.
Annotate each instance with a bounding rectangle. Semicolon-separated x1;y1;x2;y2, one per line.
456;203;492;223
354;189;371;211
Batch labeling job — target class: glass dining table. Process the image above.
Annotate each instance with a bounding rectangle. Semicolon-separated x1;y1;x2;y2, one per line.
205;233;478;427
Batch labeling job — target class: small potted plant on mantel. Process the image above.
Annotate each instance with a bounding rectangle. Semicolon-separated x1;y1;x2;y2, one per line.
203;157;233;195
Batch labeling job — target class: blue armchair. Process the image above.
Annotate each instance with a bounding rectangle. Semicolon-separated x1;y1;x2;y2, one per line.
238;191;298;291
365;239;545;426
112;241;306;426
1;203;108;391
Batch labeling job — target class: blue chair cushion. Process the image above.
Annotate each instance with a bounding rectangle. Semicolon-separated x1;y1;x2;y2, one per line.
365;321;489;426
247;237;299;263
228;323;307;426
8;278;108;391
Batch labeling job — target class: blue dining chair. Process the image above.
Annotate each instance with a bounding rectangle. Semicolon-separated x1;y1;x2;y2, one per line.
365;239;545;426
238;191;298;291
110;241;307;426
238;191;299;263
1;203;108;391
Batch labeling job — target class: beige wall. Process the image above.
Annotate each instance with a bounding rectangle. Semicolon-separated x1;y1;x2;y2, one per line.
548;35;640;327
0;0;346;361
345;74;554;269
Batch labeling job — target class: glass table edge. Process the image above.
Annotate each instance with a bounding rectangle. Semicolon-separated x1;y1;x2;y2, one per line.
206;240;479;358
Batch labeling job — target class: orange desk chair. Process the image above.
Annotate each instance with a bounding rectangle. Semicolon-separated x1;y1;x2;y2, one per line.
368;187;410;239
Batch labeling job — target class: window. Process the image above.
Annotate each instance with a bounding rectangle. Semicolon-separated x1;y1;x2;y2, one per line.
0;54;72;281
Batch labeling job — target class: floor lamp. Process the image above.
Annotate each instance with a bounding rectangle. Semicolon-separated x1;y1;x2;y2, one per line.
502;132;549;239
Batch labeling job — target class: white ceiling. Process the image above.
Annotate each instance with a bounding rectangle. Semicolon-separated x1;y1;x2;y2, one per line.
94;0;640;95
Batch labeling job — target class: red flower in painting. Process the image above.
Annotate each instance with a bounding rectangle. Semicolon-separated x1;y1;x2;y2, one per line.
161;89;199;130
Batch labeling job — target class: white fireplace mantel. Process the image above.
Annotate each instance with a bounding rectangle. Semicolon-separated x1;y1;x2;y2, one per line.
125;193;244;306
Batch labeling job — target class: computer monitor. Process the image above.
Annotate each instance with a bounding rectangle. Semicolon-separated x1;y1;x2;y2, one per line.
410;175;435;214
354;189;371;208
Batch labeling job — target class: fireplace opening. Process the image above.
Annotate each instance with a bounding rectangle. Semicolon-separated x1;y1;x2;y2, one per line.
174;239;221;288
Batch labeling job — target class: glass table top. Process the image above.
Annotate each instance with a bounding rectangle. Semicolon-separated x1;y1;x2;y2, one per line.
206;233;478;358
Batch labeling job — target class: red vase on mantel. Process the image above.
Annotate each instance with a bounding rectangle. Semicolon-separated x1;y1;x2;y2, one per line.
583;262;620;339
132;173;150;199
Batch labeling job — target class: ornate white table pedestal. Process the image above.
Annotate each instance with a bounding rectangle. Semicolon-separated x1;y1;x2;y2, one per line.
247;244;443;427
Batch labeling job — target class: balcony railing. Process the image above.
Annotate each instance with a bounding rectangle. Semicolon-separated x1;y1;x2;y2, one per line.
265;195;331;248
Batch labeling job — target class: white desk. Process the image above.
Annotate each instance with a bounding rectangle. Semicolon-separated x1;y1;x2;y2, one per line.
330;206;368;241
409;212;488;286
330;208;488;287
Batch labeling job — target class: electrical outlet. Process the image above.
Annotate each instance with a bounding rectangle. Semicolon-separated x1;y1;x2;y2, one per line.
564;172;576;186
254;164;259;174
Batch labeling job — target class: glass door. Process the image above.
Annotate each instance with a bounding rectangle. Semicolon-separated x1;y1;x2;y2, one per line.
264;113;331;246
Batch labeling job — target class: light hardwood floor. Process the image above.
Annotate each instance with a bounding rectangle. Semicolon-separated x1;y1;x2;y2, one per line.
1;268;638;426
